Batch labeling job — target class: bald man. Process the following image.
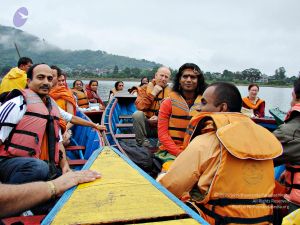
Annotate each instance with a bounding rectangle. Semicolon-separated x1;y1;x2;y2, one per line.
133;66;172;147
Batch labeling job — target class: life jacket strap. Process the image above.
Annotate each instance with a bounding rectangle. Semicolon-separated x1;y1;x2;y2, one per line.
168;126;187;132
208;197;273;206
25;111;59;121
6;143;36;156
170;115;192;120
196;203;273;225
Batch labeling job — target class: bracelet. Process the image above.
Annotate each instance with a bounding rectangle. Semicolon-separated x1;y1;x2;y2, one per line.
46;181;57;199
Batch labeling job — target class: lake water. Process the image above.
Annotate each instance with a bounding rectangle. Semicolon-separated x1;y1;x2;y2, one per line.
68;80;292;116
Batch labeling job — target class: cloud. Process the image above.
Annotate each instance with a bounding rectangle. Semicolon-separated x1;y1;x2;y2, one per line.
1;0;300;76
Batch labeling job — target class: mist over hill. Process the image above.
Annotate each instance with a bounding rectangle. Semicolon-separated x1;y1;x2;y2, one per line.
0;25;160;76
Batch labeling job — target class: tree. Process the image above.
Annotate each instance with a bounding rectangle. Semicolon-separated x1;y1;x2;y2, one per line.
274;67;286;80
113;65;119;74
131;67;141;77
222;70;234;81
123;67;131;76
241;68;262;82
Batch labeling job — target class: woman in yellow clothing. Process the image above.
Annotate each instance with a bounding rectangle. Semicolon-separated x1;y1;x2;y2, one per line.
242;83;265;118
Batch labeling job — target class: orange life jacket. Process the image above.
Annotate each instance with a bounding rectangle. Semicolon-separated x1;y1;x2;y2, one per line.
0;89;61;164
144;82;171;118
284;165;300;205
185;113;282;225
159;92;202;151
242;97;265;110
71;88;89;108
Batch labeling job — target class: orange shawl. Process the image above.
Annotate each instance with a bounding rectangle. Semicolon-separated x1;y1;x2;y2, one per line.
49;86;77;132
242;97;264;110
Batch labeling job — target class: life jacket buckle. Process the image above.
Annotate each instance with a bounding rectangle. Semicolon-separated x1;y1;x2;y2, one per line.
29;150;36;156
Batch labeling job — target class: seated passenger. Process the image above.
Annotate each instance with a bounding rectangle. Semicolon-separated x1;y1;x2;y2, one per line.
128;77;149;96
49;68;77;132
0;57;33;94
85;80;105;110
155;63;207;171
242;83;265;118
108;81;124;101
159;82;282;225
71;80;89;108
133;66;171;147
273;77;300;214
0;64;71;185
140;77;149;87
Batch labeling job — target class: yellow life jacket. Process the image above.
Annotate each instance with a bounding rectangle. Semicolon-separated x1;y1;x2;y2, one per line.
144;82;171;118
71;88;89;108
0;67;27;94
160;92;202;151
282;208;300;225
185;113;282;225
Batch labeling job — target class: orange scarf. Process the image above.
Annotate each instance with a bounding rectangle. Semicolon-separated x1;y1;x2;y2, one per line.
242;97;264;110
49;86;77;132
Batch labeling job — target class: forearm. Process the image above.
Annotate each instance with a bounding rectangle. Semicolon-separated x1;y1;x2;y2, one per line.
0;182;51;218
66;122;74;131
71;116;97;129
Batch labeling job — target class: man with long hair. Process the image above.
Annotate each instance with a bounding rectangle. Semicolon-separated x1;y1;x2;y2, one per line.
155;63;207;171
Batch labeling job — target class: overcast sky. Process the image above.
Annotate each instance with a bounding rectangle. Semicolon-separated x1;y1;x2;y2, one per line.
1;0;300;76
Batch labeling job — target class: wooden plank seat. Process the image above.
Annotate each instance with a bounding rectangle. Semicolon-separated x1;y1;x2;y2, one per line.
115;133;136;139
67;159;87;166
116;123;133;128
65;145;86;151
119;115;133;119
66;145;86;166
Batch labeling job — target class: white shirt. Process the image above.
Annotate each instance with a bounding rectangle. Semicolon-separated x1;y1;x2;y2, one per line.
0;96;73;142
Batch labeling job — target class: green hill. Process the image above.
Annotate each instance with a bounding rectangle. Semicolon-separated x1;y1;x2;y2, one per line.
0;25;160;75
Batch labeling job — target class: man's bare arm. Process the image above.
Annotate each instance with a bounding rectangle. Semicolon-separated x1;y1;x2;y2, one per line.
0;170;101;218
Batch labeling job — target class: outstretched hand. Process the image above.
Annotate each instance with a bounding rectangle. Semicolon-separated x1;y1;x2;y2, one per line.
52;170;101;196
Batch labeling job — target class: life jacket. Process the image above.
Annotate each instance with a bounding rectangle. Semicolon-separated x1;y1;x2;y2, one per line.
284;165;300;205
284;103;300;122
159;92;202;152
242;97;265;110
0;67;27;94
282;208;300;225
0;89;61;164
144;81;171;118
185;113;282;225
71;88;89;108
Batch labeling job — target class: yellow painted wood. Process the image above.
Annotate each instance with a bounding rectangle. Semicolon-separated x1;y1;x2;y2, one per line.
51;147;187;225
128;218;201;225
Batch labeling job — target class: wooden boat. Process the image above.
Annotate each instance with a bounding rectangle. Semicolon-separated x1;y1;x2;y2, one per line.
84;109;103;124
269;107;286;125
251;116;278;131
66;110;104;167
101;93;137;155
41;146;208;225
